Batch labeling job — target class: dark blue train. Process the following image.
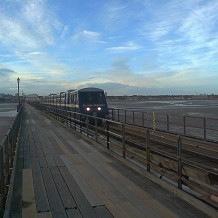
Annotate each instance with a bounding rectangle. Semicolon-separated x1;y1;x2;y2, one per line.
66;87;109;119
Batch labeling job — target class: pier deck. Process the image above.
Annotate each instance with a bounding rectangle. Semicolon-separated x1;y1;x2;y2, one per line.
6;105;212;217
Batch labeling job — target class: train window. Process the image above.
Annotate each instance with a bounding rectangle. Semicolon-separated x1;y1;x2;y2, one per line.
80;92;105;104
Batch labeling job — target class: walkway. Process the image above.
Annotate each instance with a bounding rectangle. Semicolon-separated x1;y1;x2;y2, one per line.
7;105;211;217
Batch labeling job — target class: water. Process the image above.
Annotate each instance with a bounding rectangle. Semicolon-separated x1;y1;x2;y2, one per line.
107;99;218;118
0;103;18;143
107;99;218;141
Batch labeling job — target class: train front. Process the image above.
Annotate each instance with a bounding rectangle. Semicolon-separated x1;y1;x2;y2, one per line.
78;88;109;119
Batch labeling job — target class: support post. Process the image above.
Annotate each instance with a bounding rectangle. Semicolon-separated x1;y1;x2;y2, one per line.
177;136;182;189
106;121;110;149
146;129;150;172
122;124;126;158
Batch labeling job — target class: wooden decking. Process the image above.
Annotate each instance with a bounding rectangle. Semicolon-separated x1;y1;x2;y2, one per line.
7;105;211;217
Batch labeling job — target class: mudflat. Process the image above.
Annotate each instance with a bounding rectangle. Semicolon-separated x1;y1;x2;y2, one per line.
0;103;17;143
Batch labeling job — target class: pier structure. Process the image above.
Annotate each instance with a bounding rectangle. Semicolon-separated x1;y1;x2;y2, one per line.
1;104;218;217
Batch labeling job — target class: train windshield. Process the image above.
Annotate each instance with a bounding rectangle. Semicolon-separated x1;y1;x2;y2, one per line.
79;92;106;105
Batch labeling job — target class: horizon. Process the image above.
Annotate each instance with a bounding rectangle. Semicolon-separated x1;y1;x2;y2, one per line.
1;0;218;96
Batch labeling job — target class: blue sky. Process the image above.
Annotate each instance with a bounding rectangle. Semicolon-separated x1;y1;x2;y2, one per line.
0;0;218;96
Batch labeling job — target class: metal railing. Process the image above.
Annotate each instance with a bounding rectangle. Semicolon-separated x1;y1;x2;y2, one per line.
109;108;218;142
30;102;218;209
0;107;23;216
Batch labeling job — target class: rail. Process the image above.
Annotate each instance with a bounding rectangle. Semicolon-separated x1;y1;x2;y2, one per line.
30;102;218;209
109;108;218;142
0;107;23;216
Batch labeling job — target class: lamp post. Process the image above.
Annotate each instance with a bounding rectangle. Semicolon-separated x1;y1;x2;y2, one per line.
17;77;20;109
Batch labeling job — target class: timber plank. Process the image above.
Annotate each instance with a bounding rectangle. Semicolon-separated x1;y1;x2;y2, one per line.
50;166;77;209
38;155;48;167
29;140;38;157
46;155;56;167
37;212;53;218
31;157;50;213
35;142;44;157
52;155;65;167
66;208;83;218
38;133;50;155
64;153;145;218
61;155;104;207
22;169;37;218
94;206;113;218
49;132;78;154
46;137;60;155
41;167;67;218
59;166;97;218
23;158;31;169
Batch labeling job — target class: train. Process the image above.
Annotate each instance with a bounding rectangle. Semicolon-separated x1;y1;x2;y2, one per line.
66;87;109;119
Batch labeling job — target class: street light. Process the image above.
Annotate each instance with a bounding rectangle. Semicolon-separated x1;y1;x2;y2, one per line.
17;77;20;109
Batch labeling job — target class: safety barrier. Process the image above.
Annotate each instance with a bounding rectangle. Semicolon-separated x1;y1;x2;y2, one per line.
30;102;218;209
0;107;23;216
109;108;218;142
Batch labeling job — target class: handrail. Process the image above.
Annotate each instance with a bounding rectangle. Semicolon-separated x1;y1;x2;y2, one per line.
29;101;218;209
0;107;23;216
108;107;218;143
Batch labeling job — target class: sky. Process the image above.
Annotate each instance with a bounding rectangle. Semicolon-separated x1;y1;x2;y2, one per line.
0;0;218;96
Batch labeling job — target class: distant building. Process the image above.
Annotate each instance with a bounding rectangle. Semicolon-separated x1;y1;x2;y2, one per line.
25;94;40;102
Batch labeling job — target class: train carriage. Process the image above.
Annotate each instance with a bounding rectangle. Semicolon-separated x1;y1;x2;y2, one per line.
67;87;109;119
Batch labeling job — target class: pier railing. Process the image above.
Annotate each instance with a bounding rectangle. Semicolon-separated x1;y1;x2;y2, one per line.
30;102;218;209
0;107;23;216
109;108;218;142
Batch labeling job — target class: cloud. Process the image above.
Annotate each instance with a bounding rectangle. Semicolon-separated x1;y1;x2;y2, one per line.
107;41;141;53
0;68;16;77
72;29;106;44
0;0;63;50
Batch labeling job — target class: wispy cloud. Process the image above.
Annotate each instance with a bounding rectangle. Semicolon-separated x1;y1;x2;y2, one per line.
72;29;106;44
107;41;141;53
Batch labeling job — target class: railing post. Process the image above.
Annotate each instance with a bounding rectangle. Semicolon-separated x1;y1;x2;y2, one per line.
106;121;110;149
80;114;82;133
118;109;120;122
183;115;186;135
152;112;156;130
203;117;207;140
74;112;76;130
4;135;10;180
95;116;98;142
166;114;169;132
133;111;135;125
122;124;126;158
86;116;89;137
142;112;144;127
112;108;114;120
177;136;182;189
69;111;72;128
146;129;150;172
0;146;5;196
125;110;127;124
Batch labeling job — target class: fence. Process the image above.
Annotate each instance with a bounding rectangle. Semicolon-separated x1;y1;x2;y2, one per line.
0;107;23;216
109;108;218;142
29;102;218;209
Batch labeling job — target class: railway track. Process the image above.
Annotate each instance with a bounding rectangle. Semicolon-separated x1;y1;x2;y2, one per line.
86;122;218;208
31;103;218;209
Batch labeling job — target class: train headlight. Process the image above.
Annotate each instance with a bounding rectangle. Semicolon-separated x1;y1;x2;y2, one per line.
97;107;101;111
86;107;91;111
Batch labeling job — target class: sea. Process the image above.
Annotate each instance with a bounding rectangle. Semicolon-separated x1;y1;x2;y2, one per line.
107;99;218;118
0;103;18;143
